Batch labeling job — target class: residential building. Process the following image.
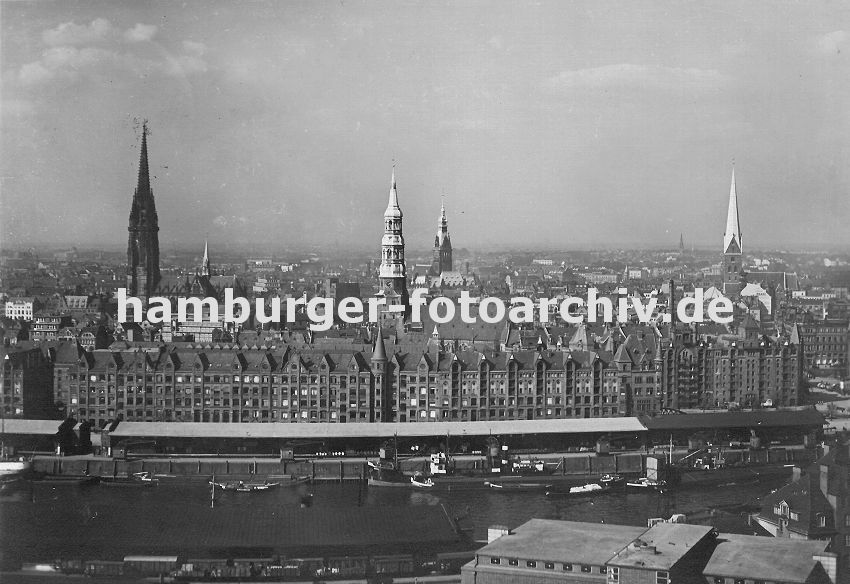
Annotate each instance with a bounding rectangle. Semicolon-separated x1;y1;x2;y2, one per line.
791;319;849;378
2;342;56;418
756;442;850;581
4;297;38;321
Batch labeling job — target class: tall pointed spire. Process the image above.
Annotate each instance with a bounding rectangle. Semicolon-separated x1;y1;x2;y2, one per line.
372;328;388;362
722;164;744;296
723;166;741;254
431;194;453;275
136;122;150;200
127;121;161;301
201;238;211;277
386;164;402;218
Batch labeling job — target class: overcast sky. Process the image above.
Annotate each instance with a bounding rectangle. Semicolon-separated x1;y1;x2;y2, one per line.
2;1;849;252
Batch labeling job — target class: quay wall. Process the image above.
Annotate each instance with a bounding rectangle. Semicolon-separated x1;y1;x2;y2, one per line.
31;447;815;480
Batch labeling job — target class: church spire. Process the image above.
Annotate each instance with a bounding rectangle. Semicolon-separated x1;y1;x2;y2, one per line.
431;195;453;275
722;165;744;296
372;328;388;362
201;238;211;277
127;121;161;301
385;165;402;218
136;122;150;200
723;166;741;254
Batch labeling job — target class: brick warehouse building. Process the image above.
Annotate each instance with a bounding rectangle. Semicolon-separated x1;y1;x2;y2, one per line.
39;321;802;427
1;342;55;419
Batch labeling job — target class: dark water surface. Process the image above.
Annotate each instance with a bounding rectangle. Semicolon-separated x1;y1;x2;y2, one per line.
0;471;791;569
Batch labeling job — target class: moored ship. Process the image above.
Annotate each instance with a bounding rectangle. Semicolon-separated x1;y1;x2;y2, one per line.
0;458;31;478
367;460;410;487
545;482;607;497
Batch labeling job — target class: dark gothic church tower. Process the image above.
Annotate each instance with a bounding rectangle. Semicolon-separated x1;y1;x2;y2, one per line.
429;199;453;276
126;123;161;301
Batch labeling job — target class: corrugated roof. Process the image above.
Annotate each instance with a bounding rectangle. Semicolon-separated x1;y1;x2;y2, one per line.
110;417;647;439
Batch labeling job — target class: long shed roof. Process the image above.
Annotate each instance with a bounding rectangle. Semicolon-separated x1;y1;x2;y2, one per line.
110;418;647;439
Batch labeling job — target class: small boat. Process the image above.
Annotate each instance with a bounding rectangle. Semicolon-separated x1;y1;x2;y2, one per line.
32;475;99;486
0;458;32;478
599;474;625;487
282;475;311;486
626;477;667;491
209;480;280;492
546;482;606;497
410;473;434;488
485;481;552;492
100;471;159;487
235;482;272;492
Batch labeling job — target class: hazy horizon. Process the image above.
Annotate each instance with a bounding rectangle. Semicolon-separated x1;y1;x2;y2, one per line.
3;1;849;251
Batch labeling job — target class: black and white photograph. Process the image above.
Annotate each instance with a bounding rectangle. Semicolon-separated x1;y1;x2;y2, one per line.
1;1;848;583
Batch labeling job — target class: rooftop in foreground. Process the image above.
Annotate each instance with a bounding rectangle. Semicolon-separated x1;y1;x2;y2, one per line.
608;523;714;571
478;519;646;566
703;533;831;583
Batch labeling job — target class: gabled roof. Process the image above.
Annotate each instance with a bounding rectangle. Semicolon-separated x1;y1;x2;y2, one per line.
759;469;834;538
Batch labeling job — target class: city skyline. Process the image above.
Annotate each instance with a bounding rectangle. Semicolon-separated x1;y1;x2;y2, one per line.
2;1;850;251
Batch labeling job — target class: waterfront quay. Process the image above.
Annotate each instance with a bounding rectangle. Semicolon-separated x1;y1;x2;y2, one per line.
29;445;815;483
